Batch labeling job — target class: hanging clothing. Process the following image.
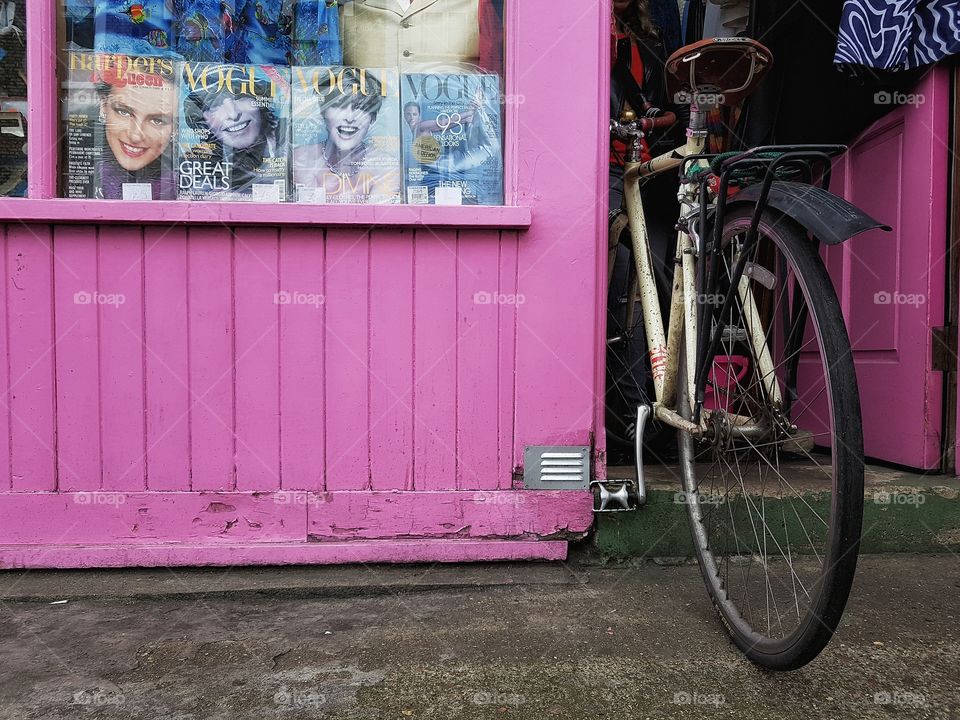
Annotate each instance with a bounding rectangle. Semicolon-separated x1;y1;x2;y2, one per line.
702;0;749;38
340;0;504;75
610;27;652;168
835;0;960;70
291;0;343;65
649;0;682;56
93;0;177;57
743;0;926;149
174;0;237;62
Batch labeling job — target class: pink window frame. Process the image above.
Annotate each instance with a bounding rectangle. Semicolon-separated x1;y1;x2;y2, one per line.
9;0;530;228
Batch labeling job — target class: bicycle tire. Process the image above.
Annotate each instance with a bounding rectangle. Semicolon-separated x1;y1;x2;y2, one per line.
678;206;864;671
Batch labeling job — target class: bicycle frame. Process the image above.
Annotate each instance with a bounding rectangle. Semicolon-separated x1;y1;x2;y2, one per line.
619;109;779;438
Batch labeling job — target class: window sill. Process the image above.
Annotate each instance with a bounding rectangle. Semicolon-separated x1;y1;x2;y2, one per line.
0;198;532;229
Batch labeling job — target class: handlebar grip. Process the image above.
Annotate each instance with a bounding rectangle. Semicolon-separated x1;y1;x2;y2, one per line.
639;111;678;132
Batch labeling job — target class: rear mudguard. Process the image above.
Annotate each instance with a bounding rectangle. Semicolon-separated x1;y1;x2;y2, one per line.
725;180;891;244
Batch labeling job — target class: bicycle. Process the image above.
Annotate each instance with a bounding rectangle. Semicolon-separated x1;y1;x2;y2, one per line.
603;37;890;670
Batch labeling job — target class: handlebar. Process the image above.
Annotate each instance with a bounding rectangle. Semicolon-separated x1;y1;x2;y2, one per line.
610;105;678;139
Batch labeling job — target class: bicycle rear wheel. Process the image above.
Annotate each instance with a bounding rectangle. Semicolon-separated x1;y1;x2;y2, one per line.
678;206;864;671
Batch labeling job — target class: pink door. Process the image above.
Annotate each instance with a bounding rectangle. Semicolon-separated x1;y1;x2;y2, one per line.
825;69;951;469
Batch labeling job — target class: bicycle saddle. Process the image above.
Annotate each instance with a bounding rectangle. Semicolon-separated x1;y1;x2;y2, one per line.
665;37;773;107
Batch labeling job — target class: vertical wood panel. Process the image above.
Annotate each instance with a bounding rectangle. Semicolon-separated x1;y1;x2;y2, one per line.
279;227;325;492
234;227;281;491
25;0;58;199
323;229;370;490
7;225;56;491
498;231;520;488
512;0;605;458
52;225;101;490
144;226;191;491
369;230;414;491
188;227;235;491
456;230;500;490
0;227;9;489
413;229;457;491
98;226;146;491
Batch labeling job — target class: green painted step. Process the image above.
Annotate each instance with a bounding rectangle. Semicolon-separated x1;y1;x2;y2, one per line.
595;464;960;558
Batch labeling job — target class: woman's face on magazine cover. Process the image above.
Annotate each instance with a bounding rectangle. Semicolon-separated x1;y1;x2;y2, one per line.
102;83;176;172
203;96;263;150
404;104;421;129
323;103;374;153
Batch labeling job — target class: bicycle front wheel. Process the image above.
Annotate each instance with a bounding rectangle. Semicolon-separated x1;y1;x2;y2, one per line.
678;206;864;671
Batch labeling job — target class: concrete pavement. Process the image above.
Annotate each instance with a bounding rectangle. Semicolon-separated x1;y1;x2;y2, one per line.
0;553;958;719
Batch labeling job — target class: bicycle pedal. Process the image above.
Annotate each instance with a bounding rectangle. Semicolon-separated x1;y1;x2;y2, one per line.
591;481;637;512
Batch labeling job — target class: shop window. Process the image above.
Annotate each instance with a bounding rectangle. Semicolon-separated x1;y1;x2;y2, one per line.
0;1;27;197
57;1;506;205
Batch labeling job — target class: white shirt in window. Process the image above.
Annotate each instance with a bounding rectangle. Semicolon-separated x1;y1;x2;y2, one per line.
397;0;412;12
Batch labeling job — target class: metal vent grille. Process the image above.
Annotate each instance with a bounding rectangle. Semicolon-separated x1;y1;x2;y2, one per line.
522;446;591;490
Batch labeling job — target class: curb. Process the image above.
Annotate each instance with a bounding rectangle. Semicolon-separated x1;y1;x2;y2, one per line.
0;562;586;604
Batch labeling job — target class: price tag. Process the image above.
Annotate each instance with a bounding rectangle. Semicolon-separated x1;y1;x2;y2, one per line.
122;183;153;201
252;183;282;203
435;186;463;206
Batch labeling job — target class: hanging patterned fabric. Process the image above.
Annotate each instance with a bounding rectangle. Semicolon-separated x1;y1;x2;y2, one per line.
226;0;294;65
174;0;237;62
93;0;177;56
834;0;960;70
291;0;342;66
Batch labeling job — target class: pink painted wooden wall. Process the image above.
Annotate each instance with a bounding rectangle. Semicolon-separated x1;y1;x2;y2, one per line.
0;0;611;568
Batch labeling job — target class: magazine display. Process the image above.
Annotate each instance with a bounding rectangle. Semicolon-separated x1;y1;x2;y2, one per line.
178;61;290;201
93;1;176;57
292;66;401;205
62;51;179;200
401;73;503;206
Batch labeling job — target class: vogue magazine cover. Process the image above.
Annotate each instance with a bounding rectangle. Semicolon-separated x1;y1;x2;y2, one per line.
292;65;401;204
179;61;290;201
401;72;503;206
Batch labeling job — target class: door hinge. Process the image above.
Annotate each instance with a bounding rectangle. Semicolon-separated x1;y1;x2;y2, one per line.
932;325;957;372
